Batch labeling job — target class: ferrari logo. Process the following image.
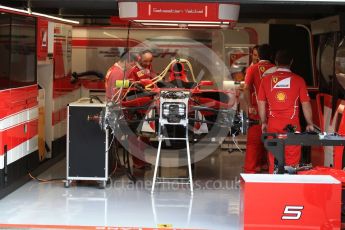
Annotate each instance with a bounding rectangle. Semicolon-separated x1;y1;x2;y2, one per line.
272;77;279;84
259;66;266;73
276;91;287;102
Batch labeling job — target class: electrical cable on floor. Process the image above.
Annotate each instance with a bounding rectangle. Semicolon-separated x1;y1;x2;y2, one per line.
108;140;119;178
28;173;65;183
232;133;243;153
109;156;118;178
108;135;131;178
29;134;119;184
107;133;116;152
107;133;120;178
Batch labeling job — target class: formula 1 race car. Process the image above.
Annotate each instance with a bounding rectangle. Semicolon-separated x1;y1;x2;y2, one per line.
97;58;251;143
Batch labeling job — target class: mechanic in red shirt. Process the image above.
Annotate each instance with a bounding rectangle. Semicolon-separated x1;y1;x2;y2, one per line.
127;50;156;169
258;49;314;173
243;44;276;173
105;52;136;101
128;49;156;82
250;45;259;66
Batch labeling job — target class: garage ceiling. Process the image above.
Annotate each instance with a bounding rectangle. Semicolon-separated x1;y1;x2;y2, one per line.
2;0;345;24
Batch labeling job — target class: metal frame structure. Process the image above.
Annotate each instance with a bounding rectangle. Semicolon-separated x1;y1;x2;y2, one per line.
151;91;193;194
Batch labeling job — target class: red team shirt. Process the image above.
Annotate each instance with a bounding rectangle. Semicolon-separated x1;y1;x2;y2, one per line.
244;61;275;173
105;63;156;100
127;64;155;82
245;60;276;118
257;68;310;122
105;63;128;100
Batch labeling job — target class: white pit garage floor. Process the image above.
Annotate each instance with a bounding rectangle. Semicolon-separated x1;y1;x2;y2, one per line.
0;147;244;230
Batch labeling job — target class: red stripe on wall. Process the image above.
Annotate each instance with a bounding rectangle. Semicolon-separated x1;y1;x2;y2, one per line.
0;119;38;155
0;85;38;119
72;39;140;47
80;80;105;90
52;108;67;126
53;77;80;99
54;38;67;42
156;44;211;48
72;47;97;49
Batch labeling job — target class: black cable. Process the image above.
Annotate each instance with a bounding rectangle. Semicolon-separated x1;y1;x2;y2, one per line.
108;137;118;178
90;95;103;104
